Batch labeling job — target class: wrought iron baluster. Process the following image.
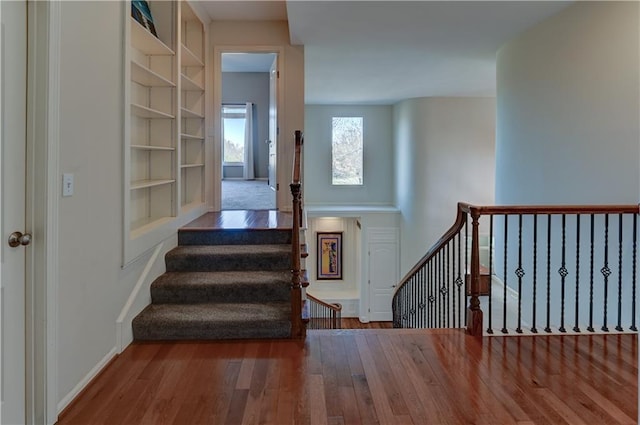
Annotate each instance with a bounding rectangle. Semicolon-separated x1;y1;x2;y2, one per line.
602;214;610;332
446;242;450;327
545;214;552;333
558;214;567;333
487;215;494;334
457;228;463;328
573;215;581;333
464;217;469;325
588;214;595;332
632;213;638;332
439;250;444;327
452;236;457;328
532;215;538;333
502;214;508;334
616;213;623;332
515;214;524;333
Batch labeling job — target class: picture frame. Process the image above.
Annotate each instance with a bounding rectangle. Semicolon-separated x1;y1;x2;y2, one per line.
317;232;343;280
131;0;158;38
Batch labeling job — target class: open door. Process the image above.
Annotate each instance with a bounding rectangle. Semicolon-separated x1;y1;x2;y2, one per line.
268;56;278;193
1;1;28;422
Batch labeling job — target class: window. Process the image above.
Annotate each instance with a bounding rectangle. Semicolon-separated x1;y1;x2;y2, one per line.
222;105;246;163
332;117;363;185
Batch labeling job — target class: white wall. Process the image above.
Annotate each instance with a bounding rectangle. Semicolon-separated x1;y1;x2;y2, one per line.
496;1;639;205
56;1;171;413
393;97;496;274
304;105;394;206
222;72;270;179
211;21;304;211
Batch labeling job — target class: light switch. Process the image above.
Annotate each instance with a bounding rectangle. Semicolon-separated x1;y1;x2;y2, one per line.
62;173;74;197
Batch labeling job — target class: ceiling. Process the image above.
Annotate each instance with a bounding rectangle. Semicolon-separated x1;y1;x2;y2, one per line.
200;1;573;105
222;53;277;72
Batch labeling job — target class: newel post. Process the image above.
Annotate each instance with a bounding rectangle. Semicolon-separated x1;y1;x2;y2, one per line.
466;208;483;337
290;130;305;339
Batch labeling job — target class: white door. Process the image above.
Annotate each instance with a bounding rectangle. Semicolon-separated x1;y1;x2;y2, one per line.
368;229;399;322
267;56;277;194
1;1;28;423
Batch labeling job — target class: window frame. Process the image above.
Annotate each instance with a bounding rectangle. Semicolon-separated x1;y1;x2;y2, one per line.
221;104;247;165
331;116;364;186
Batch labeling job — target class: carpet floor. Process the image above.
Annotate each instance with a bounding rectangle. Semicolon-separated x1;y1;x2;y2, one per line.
222;179;276;210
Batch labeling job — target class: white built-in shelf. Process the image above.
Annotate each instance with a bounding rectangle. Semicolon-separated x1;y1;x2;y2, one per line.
131;61;175;87
180;107;204;119
130;179;176;190
180;133;204;141
131;103;174;119
130;144;175;151
180;163;204;169
181;44;204;67
130;17;175;56
130;216;174;240
181;73;204;91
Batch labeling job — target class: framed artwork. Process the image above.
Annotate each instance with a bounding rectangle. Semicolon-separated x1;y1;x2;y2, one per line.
132;0;158;37
317;232;343;280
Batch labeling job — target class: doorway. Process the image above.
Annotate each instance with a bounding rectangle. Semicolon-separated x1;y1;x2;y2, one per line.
219;52;278;210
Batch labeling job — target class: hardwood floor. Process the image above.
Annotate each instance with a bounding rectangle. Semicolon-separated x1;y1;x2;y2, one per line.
341;319;393;329
57;330;637;425
182;210;292;231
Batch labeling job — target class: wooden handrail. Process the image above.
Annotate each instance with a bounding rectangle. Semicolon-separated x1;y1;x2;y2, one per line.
290;130;305;339
461;204;639;215
307;293;342;312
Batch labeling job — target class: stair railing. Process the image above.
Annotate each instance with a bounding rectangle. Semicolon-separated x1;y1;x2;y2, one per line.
290;130;305;338
306;294;342;329
393;203;639;337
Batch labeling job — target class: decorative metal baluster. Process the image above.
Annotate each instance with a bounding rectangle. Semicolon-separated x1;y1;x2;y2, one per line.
632;213;638;332
588;214;595;332
573;215;581;333
559;214;567;333
487;215;494;334
430;258;435;327
419;267;424;327
602;214;610;332
515;215;524;333
502;215;509;334
545;215;552;333
464;217;469;324
439;250;444;327
615;213;623;332
446;242;450;327
457;228;463;327
532;215;538;333
452;236;457;328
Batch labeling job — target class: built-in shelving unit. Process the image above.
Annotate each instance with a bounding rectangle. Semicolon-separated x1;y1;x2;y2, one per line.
179;1;206;212
124;0;208;264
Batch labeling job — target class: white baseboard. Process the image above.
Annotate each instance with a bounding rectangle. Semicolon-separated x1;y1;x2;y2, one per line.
57;346;118;414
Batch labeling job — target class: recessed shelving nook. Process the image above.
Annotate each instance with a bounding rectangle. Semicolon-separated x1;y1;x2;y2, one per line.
124;0;208;264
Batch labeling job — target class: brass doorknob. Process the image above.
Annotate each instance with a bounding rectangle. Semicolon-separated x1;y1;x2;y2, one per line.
8;231;32;248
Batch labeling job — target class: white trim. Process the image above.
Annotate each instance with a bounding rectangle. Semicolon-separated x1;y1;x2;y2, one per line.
116;242;164;353
56;347;118;415
45;2;61;423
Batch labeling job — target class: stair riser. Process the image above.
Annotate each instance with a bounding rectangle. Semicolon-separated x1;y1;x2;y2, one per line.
178;229;291;246
166;253;290;272
151;284;290;304
132;322;291;340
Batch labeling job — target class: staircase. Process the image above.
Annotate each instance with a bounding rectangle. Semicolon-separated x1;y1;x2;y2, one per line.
132;227;293;340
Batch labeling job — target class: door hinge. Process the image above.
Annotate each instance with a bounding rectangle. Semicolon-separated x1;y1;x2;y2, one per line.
276;183;279;190
277;71;280;78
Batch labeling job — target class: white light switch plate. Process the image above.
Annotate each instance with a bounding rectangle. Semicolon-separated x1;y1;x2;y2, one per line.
62;173;74;197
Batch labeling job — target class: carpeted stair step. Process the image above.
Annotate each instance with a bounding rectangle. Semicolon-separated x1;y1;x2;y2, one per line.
166;244;290;272
150;271;291;304
132;302;291;340
178;228;291;246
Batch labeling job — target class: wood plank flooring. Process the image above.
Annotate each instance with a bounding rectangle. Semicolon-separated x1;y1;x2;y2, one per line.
182;211;292;231
57;330;637;425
